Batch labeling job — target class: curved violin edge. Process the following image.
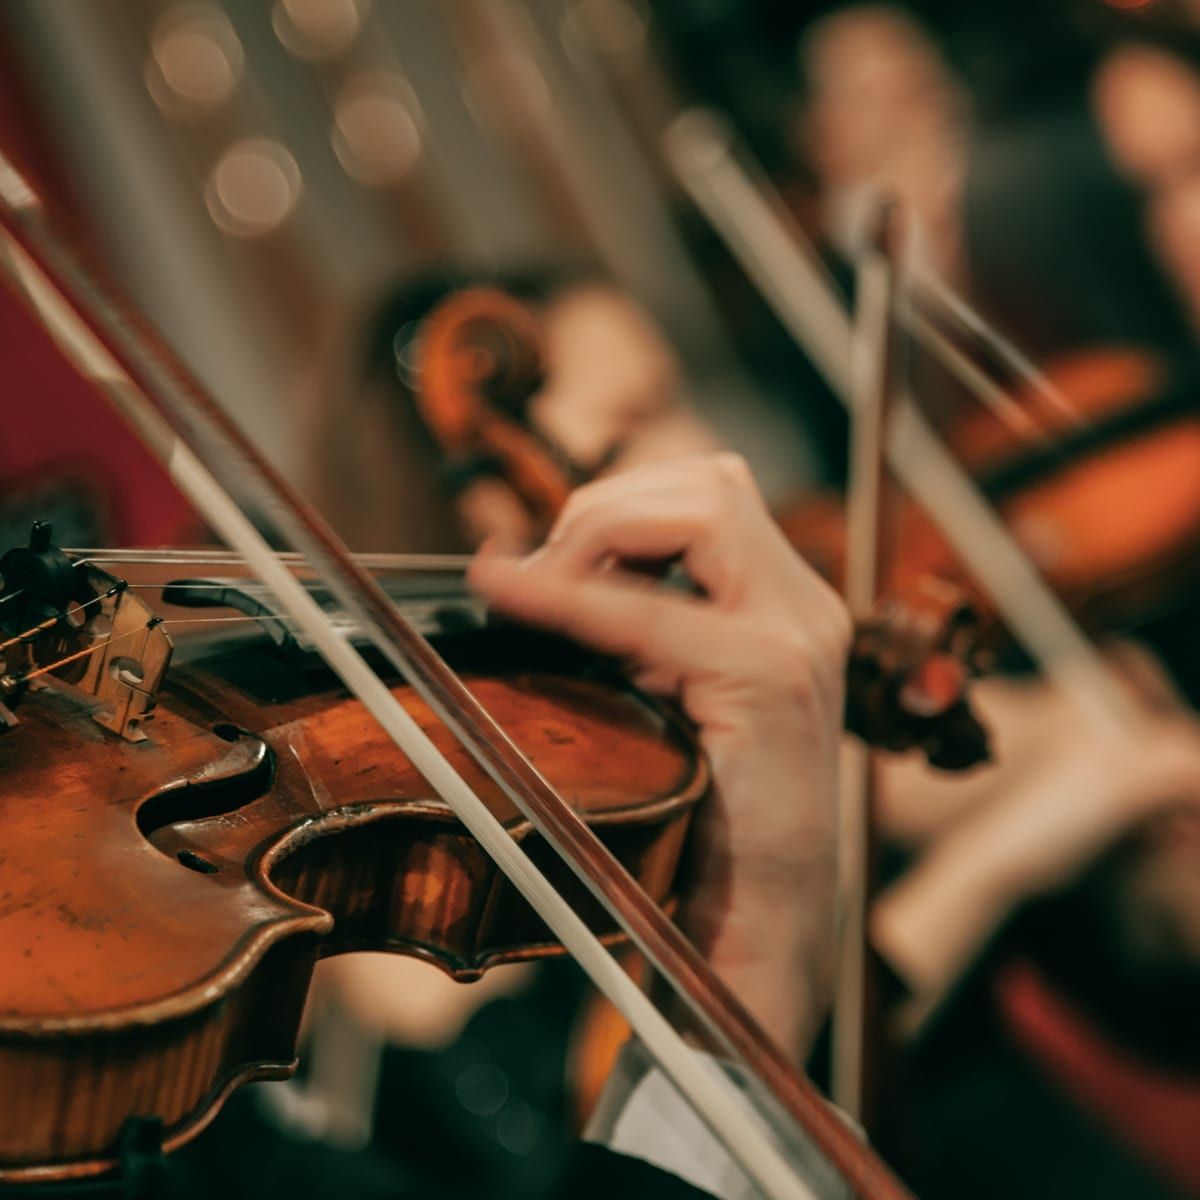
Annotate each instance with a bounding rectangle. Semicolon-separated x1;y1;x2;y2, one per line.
0;928;316;1181
0;1060;295;1185
252;769;705;980
0;912;330;1037
0;663;709;1179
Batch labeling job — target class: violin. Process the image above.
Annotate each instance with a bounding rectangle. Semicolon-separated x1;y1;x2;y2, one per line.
0;528;705;1179
779;344;1200;646
0;509;981;1183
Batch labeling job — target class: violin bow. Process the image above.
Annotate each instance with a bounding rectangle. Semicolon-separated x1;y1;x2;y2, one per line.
0;153;914;1200
665;108;1137;736
833;201;899;1123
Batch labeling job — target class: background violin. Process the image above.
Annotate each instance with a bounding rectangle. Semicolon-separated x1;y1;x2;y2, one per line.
779;344;1200;650
410;284;990;771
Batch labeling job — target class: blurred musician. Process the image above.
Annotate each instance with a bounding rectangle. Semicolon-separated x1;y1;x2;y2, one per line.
325;272;719;554
791;7;1200;1197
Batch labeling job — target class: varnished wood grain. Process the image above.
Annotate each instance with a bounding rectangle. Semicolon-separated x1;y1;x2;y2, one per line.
0;642;705;1180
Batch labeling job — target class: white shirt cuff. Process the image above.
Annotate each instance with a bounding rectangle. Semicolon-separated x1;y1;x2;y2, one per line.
584;1039;854;1200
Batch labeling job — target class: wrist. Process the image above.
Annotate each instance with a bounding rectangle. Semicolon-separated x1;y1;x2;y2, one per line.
698;726;841;884
673;716;841;1062
677;869;836;1063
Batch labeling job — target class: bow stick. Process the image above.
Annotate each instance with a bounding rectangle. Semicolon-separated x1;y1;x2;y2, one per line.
833;201;899;1122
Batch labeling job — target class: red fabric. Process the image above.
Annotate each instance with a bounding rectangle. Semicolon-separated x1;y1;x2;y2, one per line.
0;34;199;547
997;958;1200;1198
0;283;200;545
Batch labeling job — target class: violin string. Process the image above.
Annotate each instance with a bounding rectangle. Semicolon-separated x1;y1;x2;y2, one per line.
126;582;266;591
64;548;473;572
14;613;291;683
18;624;152;683
123;581;422;597
0;611;74;654
0;582;124;654
162;614;290;623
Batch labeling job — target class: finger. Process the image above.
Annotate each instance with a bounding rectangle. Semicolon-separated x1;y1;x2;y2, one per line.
548;453;761;550
545;488;762;603
471;551;743;675
547;454;846;628
470;553;846;732
547;488;848;658
539;464;811;615
629;663;684;696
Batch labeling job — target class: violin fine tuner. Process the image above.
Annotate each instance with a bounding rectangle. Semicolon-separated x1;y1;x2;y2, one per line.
0;522;171;741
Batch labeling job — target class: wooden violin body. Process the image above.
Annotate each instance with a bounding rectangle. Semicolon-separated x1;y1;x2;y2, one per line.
0;610;704;1181
780;348;1200;642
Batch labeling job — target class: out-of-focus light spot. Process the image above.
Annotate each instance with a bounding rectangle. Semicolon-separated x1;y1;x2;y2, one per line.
273;0;366;61
146;4;243;114
496;1100;544;1156
454;1063;509;1117
461;53;551;132
563;0;649;56
331;74;423;185
205;139;302;236
1103;0;1157;10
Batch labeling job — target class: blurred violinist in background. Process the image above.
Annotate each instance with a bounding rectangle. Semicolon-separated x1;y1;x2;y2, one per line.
682;5;1200;1198
3;2;1200;1199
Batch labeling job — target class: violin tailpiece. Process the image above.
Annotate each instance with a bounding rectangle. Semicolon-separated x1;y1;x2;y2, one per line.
0;525;172;742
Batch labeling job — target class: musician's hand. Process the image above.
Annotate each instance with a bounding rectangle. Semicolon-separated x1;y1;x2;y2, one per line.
469;455;851;1060
873;688;1200;1030
966;712;1200;901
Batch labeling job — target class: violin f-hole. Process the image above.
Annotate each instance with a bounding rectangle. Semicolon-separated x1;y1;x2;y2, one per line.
135;730;275;844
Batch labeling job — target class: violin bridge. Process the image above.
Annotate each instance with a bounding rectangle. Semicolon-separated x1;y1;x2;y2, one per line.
0;526;172;741
74;568;173;743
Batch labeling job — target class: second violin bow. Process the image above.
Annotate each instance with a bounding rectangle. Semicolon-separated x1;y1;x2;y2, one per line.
834;200;899;1122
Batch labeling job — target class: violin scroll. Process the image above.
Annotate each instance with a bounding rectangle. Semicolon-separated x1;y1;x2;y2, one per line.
413;287;575;533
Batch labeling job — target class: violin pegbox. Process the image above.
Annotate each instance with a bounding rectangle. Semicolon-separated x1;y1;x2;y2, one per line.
0;522;172;742
412;288;574;531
